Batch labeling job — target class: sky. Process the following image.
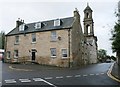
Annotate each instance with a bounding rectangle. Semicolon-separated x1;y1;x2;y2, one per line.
0;0;119;56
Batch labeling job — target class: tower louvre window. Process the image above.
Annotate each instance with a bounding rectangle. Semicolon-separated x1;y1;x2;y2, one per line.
86;25;91;35
86;13;90;18
54;19;61;26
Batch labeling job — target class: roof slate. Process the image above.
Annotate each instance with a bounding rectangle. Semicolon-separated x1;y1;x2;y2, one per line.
7;17;75;36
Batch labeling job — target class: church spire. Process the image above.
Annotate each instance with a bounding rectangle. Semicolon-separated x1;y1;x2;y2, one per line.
87;2;89;6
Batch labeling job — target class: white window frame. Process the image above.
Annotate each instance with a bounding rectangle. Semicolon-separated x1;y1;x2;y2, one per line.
32;33;36;43
50;48;56;58
61;49;68;58
14;50;19;58
7;51;11;59
35;22;41;29
54;19;61;26
19;24;25;31
51;31;57;41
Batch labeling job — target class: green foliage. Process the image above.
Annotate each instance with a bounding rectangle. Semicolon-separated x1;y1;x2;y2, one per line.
111;23;120;53
98;49;107;62
0;31;5;49
111;56;116;61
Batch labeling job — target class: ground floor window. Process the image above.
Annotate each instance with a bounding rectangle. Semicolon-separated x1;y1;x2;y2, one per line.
50;48;56;57
7;51;11;59
14;50;18;58
62;49;67;58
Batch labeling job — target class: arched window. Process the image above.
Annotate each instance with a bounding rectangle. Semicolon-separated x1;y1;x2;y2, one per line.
86;13;89;18
86;25;90;35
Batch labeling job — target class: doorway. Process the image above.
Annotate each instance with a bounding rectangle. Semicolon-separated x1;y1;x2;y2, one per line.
32;51;36;61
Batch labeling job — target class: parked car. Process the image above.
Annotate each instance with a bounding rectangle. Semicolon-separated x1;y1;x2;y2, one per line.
0;49;4;62
106;59;111;63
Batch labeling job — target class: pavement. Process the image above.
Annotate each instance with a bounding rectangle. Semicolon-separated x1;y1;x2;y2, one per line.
7;62;92;71
111;62;120;81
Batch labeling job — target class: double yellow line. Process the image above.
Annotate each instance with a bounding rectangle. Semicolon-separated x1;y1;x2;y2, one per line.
107;63;120;83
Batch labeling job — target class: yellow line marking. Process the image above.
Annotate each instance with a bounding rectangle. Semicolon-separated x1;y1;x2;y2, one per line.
107;63;120;83
9;66;33;71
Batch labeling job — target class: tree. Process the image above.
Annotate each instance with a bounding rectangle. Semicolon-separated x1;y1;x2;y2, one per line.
98;49;107;62
111;56;116;61
0;31;5;49
111;23;120;65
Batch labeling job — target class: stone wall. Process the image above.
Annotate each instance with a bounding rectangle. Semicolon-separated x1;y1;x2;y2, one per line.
5;29;70;67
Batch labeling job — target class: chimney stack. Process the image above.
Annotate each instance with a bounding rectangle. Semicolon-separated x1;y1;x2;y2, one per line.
74;8;80;23
16;18;24;27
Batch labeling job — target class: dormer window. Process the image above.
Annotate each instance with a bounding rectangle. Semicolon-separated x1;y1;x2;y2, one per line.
35;22;41;29
19;24;25;31
54;19;61;26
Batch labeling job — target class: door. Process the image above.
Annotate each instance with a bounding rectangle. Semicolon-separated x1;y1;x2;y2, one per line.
32;51;36;61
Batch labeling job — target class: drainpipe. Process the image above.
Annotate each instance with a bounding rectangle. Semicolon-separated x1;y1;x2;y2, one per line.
4;35;7;63
68;29;71;68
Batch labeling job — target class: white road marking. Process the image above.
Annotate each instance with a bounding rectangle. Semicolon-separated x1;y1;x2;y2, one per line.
96;73;99;75
33;78;43;81
101;72;104;74
83;75;87;77
41;78;57;87
44;77;53;80
5;79;16;84
19;79;31;83
90;74;94;76
75;75;81;77
56;76;63;79
66;76;72;78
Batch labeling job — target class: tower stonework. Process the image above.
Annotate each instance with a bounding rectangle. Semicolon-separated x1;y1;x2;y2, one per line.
83;4;98;64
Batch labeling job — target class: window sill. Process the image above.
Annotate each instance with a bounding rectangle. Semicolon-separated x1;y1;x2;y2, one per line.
51;56;56;58
62;57;68;59
31;42;36;44
14;57;18;58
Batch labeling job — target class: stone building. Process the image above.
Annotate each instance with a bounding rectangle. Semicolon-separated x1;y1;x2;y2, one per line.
83;4;98;64
5;4;98;67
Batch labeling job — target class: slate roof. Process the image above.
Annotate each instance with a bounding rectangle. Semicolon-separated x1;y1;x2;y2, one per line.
6;17;75;36
84;5;92;12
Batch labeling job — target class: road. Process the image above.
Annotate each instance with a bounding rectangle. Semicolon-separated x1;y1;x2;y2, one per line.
0;61;2;87
2;62;120;86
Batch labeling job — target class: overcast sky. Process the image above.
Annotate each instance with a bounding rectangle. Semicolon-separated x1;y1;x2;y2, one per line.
0;0;119;56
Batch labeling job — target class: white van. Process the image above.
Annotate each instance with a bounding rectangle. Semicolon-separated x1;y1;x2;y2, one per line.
0;49;4;61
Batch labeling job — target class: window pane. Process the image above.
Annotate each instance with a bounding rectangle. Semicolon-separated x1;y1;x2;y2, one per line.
51;31;57;41
32;33;36;42
15;36;19;44
54;19;61;26
50;48;56;57
35;22;41;29
62;49;67;57
19;24;25;31
7;51;11;59
14;50;18;58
